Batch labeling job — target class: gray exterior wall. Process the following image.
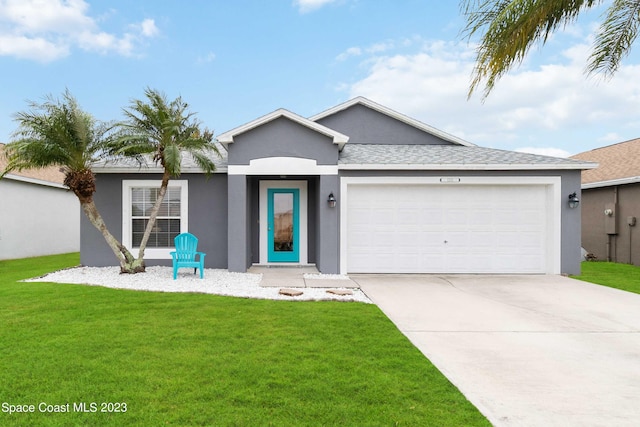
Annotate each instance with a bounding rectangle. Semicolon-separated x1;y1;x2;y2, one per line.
560;170;584;275
81;173;228;268
316;174;340;273
338;169;584;276
228;117;339;165
315;104;453;145
581;183;640;265
226;174;248;272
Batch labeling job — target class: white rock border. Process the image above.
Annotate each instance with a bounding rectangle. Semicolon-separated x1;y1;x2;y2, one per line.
23;266;372;303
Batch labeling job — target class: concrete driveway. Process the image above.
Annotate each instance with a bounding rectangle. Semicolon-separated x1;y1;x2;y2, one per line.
353;274;640;427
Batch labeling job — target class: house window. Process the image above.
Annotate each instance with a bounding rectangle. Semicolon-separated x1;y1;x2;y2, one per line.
123;180;188;259
131;187;182;247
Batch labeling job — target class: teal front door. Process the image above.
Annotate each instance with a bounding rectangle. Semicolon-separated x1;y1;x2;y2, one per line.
267;189;300;262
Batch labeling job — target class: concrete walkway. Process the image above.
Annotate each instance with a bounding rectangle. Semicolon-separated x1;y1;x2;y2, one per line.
248;266;360;288
353;274;640;427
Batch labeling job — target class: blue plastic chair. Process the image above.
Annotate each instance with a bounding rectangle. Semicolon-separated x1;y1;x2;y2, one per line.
170;233;206;279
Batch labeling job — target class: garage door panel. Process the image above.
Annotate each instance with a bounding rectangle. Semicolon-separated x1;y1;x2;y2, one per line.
371;232;394;247
469;210;493;225
467;232;495;248
446;209;469;226
518;232;544;248
346;183;549;274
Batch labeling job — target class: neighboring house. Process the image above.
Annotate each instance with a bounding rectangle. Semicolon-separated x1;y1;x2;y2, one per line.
85;97;594;275
571;139;640;264
0;143;80;260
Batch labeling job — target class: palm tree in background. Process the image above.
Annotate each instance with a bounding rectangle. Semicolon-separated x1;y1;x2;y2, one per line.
461;0;640;98
111;87;220;273
0;90;137;270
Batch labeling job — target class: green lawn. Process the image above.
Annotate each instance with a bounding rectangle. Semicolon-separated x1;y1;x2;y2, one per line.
0;253;489;427
572;261;640;295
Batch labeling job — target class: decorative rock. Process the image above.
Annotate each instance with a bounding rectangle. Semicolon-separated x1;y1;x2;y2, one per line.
326;289;353;296
279;288;304;297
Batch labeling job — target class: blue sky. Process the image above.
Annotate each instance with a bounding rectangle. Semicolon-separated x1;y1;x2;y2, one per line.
1;0;640;157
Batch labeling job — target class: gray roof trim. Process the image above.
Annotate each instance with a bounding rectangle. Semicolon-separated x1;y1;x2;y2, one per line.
339;163;595;171
93;166;228;174
217;108;349;149
582;176;640;189
309;96;476;147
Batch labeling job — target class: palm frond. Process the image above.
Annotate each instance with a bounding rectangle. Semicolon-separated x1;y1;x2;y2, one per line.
461;0;605;98
163;144;182;176
587;0;640;76
116;87;217;175
3;90;109;176
190;149;218;177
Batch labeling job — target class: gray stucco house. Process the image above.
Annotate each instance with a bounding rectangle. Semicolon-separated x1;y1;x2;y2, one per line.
83;97;594;275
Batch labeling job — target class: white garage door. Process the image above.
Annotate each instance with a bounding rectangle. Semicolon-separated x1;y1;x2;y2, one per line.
346;184;550;274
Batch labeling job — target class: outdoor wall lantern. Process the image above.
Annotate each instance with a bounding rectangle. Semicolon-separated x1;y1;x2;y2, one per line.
568;192;580;209
327;192;337;208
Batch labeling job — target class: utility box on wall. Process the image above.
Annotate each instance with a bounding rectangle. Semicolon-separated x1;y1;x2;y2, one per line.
605;203;617;235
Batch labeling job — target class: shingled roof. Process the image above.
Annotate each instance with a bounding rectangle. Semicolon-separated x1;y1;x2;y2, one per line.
339;144;595;170
0;143;66;186
92;142;228;173
570;138;640;186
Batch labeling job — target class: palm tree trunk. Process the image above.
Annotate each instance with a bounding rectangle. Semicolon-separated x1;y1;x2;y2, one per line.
80;199;139;273
135;169;172;264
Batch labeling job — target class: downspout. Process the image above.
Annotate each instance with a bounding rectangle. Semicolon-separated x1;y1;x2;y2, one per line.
607;187;619;262
614;187;618;263
630;222;633;265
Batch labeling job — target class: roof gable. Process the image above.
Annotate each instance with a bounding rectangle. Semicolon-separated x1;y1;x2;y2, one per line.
217;108;349;149
309;97;475;147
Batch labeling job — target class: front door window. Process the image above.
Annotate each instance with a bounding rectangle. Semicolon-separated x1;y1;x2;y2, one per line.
268;189;299;262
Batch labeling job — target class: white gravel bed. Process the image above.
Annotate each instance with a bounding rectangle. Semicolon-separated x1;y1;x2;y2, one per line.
24;266;372;303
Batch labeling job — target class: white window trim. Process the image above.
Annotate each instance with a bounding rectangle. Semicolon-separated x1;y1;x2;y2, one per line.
122;180;189;260
339;176;561;275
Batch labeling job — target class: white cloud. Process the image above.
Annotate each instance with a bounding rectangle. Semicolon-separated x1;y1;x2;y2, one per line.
335;46;361;61
76;30;135;56
598;132;623;143
335;41;396;62
341;36;640;153
0;34;69;61
0;0;94;34
139;18;159;38
0;0;158;62
294;0;338;13
197;52;216;64
367;42;394;54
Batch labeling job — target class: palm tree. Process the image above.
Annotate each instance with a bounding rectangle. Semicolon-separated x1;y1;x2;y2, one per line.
461;0;640;98
0;90;137;270
111;88;220;273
